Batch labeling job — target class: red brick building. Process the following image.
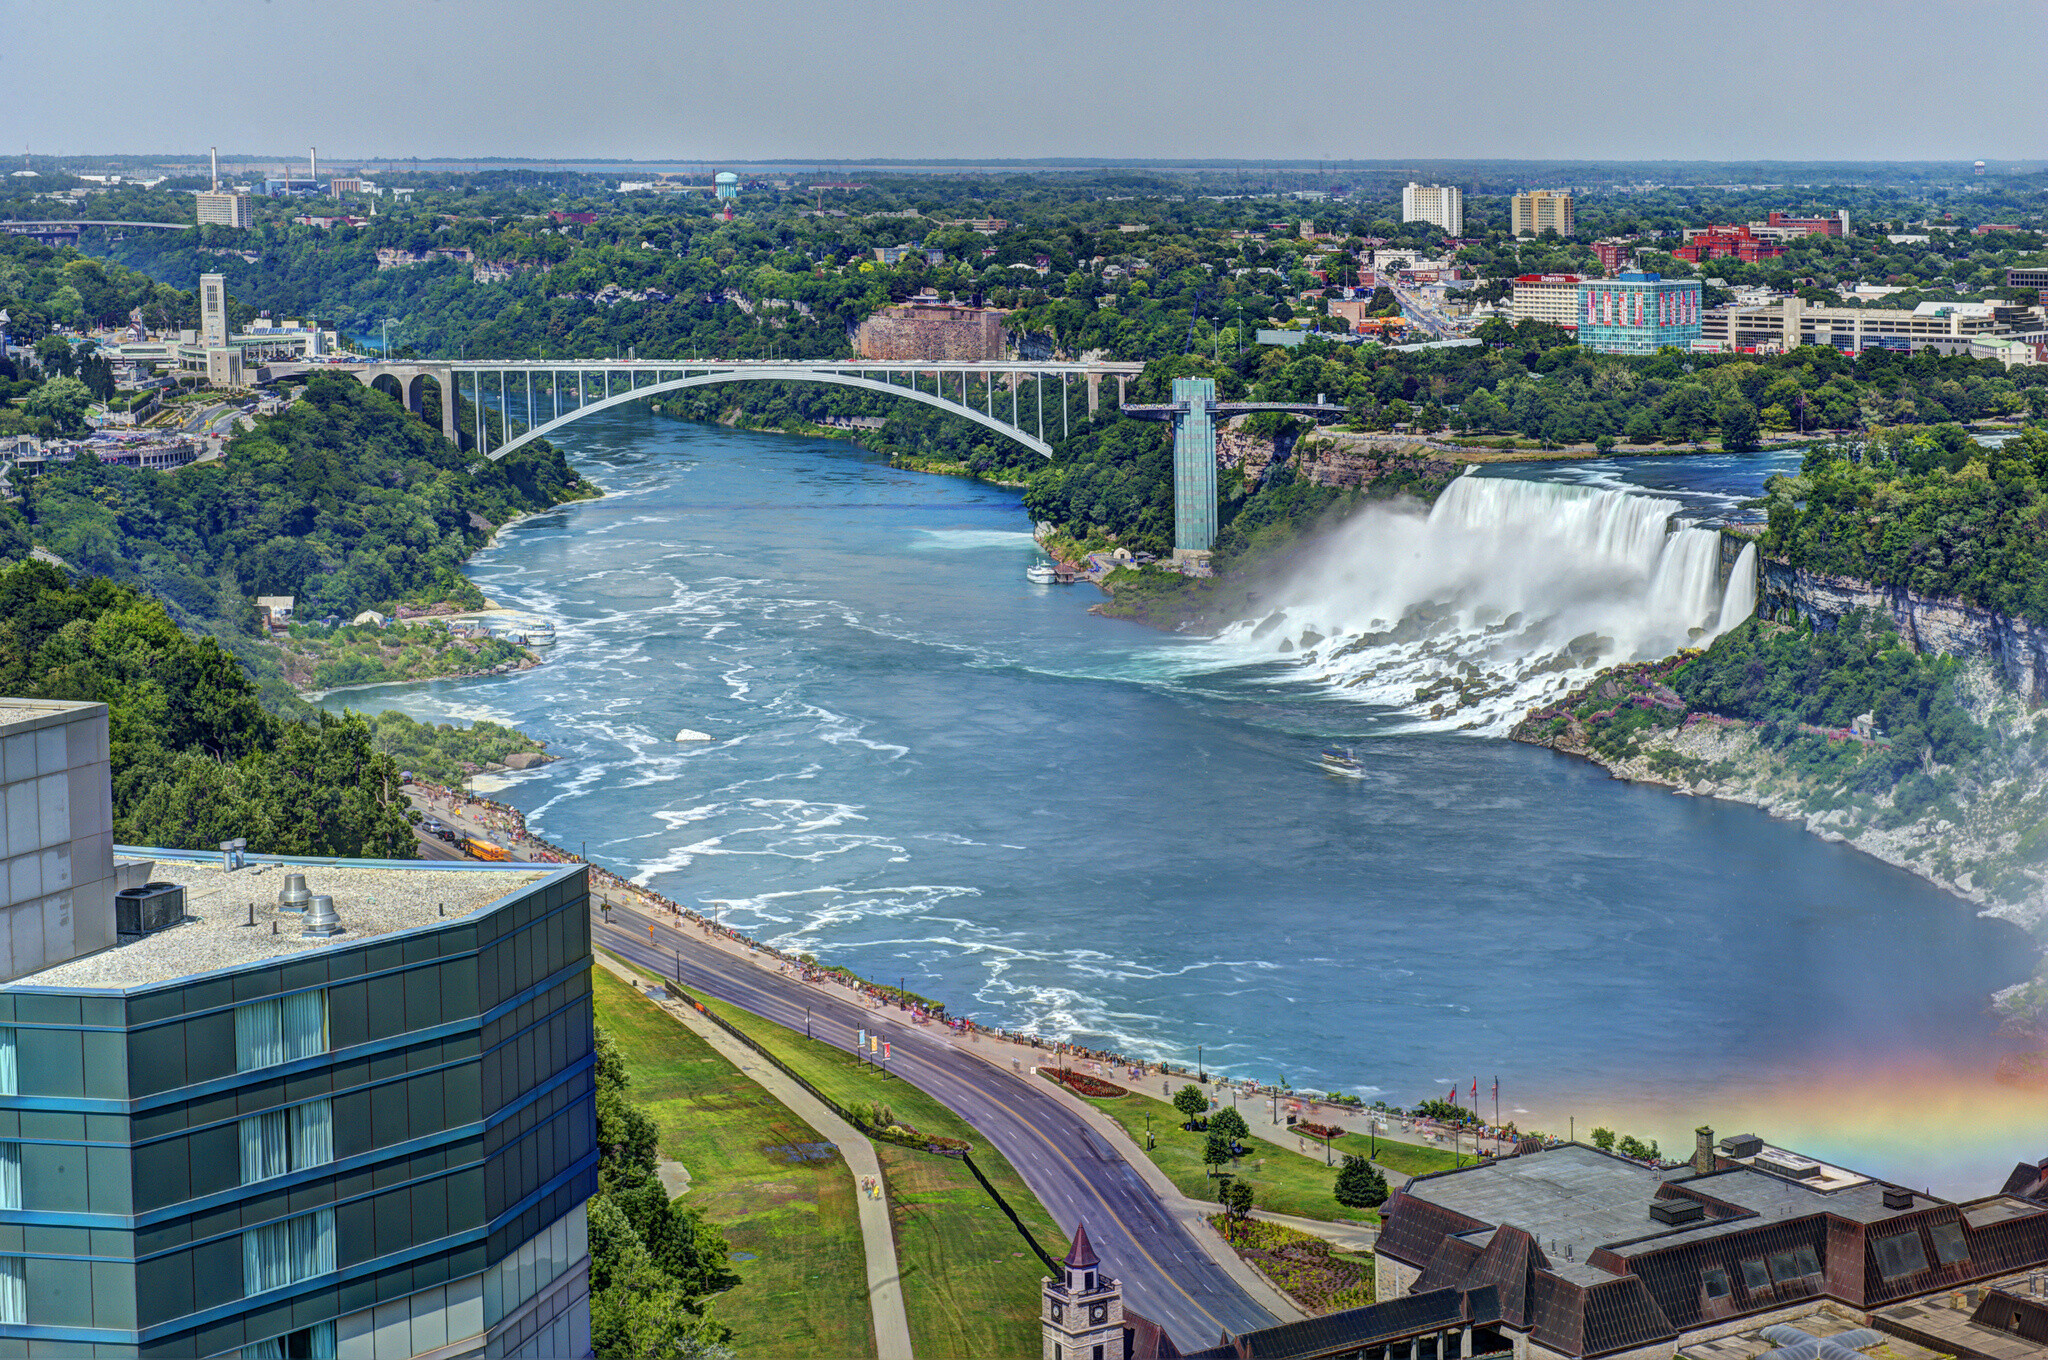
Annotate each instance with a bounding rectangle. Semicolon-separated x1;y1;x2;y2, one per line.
1673;227;1787;264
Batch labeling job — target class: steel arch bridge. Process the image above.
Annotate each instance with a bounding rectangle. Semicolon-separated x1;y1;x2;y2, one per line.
353;359;1144;461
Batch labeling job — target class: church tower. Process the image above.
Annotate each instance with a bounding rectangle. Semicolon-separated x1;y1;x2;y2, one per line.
1042;1223;1123;1360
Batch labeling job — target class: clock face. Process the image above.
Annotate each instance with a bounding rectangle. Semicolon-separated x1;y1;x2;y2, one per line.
1050;1302;1063;1324
1090;1303;1107;1325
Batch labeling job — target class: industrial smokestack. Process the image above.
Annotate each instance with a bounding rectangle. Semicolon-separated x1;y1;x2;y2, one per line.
310;146;318;192
210;145;219;192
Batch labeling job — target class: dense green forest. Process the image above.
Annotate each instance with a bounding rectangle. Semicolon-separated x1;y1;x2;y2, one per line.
0;561;417;856
12;372;590;626
1761;426;2048;624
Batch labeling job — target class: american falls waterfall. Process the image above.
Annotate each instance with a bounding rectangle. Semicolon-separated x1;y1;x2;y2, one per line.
1214;475;1758;734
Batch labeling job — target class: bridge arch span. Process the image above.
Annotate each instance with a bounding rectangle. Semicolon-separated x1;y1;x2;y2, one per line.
485;369;1054;462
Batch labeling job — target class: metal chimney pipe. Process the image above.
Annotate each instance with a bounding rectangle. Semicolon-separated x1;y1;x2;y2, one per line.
277;873;311;913
211;146;219;192
302;895;343;938
310;146;317;189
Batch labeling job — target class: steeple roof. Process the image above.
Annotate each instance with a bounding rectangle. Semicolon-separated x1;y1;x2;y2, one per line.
1064;1222;1099;1269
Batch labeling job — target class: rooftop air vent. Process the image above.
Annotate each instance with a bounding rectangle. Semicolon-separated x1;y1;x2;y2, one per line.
1650;1197;1706;1226
277;873;312;913
1882;1187;1915;1210
115;882;186;935
301;895;343;938
1720;1133;1764;1159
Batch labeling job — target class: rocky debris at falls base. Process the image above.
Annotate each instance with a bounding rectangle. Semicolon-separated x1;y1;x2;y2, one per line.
1511;655;2048;1037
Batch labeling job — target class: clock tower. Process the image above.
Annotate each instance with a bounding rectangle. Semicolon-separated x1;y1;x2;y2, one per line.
1042;1222;1123;1360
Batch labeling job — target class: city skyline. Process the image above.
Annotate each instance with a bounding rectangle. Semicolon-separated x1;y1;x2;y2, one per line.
8;0;2043;164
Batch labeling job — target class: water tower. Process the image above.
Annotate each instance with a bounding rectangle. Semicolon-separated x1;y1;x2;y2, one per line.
714;170;740;200
1974;160;1987;175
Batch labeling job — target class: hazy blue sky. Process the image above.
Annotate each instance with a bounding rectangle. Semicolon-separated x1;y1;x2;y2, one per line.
8;0;2041;164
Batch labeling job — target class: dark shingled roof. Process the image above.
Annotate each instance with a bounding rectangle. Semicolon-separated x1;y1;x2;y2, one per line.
1178;1287;1498;1360
1063;1221;1099;1270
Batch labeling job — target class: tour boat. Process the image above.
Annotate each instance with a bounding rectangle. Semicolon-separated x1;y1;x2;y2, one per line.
1026;562;1057;584
1320;747;1362;773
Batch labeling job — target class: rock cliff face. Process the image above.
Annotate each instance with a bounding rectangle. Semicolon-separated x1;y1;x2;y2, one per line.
1759;559;2048;703
1214;421;1458;493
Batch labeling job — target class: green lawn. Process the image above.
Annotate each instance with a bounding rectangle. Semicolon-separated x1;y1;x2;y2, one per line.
591;967;875;1360
678;978;1068;1359
1329;1127;1461;1179
1077;1086;1378;1225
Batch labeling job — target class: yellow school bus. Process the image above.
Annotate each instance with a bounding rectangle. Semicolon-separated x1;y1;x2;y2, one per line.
462;836;511;862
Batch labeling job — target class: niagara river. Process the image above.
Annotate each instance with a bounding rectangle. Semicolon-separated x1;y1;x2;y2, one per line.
328;412;2038;1197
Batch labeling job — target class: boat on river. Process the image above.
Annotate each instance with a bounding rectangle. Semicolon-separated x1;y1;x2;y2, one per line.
1026;562;1057;585
1319;746;1362;773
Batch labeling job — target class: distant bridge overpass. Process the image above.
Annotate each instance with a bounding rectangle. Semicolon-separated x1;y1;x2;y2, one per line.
1;220;194;244
349;358;1145;460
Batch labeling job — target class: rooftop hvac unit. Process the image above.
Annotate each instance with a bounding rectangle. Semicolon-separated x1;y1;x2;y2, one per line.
1882;1187;1915;1210
115;882;186;935
1720;1133;1765;1158
1650;1197;1706;1226
277;873;312;913
302;895;344;939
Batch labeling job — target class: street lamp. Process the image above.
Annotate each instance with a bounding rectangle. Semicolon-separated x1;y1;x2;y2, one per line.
381;319;396;358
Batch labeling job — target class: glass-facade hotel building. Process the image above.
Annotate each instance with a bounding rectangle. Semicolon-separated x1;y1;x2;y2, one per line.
1576;272;1703;355
0;699;596;1360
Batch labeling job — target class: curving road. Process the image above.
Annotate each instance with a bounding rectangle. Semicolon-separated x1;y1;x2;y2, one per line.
594;909;1279;1348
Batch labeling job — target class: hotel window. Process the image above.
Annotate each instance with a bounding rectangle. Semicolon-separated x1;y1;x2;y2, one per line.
0;1257;19;1324
242;1320;336;1359
1874;1229;1930;1280
238;1099;334;1184
1769;1246;1821;1281
0;1028;14;1095
1928;1221;1970;1266
235;991;328;1072
1701;1267;1731;1300
242;1207;336;1296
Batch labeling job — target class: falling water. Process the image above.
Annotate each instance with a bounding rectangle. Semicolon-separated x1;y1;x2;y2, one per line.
1214;476;1749;733
1719;542;1759;632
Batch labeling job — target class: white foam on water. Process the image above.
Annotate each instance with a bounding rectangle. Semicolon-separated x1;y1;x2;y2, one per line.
1203;477;1750;734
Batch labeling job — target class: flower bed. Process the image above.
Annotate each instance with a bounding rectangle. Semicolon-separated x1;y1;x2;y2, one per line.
1206;1215;1374;1314
1297;1122;1344;1140
1045;1068;1130;1098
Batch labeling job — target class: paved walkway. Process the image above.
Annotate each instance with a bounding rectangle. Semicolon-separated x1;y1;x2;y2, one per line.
594;950;915;1360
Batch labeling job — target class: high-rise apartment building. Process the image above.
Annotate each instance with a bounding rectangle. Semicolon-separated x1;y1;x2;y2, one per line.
1511;190;1575;237
1400;183;1463;237
0;814;596;1355
1576;272;1702;354
195;192;253;230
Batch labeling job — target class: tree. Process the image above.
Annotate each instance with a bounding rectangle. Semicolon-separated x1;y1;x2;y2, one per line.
1590;1127;1617;1151
1173;1083;1210;1129
1220;1177;1255;1237
1717;396;1761;453
1210;1106;1250;1150
1334;1154;1389;1209
25;376;91;434
1203;1131;1233;1178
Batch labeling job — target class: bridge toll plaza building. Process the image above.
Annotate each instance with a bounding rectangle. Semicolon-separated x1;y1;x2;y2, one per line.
0;758;598;1357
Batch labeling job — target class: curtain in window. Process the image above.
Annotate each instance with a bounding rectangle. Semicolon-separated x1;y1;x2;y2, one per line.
281;991;327;1062
0;1256;22;1325
0;1029;15;1096
290;1099;333;1171
235;1000;284;1073
243;1208;336;1296
307;1320;337;1359
240;1111;289;1184
0;1143;18;1211
241;1339;284;1360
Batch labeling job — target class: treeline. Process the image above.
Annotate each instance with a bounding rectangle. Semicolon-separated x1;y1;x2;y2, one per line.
591;1023;736;1359
1761;426;2048;625
365;711;546;788
0;561;417;856
11;373;589;632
